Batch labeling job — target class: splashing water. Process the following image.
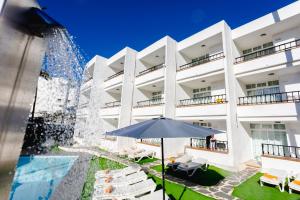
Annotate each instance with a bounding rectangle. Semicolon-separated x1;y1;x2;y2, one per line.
22;28;88;153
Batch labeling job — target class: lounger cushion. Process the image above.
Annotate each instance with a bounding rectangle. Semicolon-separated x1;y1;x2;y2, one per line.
293;180;300;186
263;173;278;181
104;185;113;193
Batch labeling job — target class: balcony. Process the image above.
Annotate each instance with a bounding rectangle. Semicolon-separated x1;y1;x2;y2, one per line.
262;143;300;160
102;101;121;108
177;52;224;82
103;71;124;90
234;39;300;76
238;91;300;105
100;101;121;118
132;98;164;118
237;91;300;121
176;95;227;119
135;64;165;86
188;138;228;153
135;98;164;108
178;94;226;107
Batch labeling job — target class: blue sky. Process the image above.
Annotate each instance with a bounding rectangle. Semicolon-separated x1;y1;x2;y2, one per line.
39;0;296;60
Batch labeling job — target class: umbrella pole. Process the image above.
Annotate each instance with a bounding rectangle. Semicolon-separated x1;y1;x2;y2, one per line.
161;138;165;200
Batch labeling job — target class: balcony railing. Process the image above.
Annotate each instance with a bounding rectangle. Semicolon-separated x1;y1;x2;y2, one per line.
102;101;121;108
178;94;226;107
136;63;164;77
105;70;124;81
238;91;300;105
135;98;164;108
177;52;224;71
139;138;161;146
190;138;228;152
262;143;300;159
235;39;300;64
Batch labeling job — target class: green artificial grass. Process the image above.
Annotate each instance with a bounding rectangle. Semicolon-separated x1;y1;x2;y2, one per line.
151;164;231;186
148;174;214;200
136;157;159;165
232;173;300;200
80;156;125;200
50;144;61;153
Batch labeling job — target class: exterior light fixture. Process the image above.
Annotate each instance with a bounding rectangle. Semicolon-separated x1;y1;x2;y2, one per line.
201;80;206;82
155;55;159;58
201;44;206;47
152;85;156;87
268;73;275;76
120;62;124;64
260;33;267;37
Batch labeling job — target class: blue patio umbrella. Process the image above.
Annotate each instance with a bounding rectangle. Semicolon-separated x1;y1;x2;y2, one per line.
106;117;222;200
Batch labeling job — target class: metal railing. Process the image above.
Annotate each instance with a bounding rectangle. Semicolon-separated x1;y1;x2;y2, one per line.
262;143;300;159
190;138;228;152
78;102;89;108
105;70;124;81
135;98;164;108
178;94;226;107
136;63;164;77
102;101;121;108
177;52;224;71
140;138;161;146
235;39;300;64
238;91;300;105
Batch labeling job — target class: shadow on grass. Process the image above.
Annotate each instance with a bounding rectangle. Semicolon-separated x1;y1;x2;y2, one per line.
149;175;188;200
166;166;225;186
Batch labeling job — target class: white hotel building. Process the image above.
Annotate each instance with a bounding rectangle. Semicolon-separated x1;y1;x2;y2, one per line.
75;1;300;172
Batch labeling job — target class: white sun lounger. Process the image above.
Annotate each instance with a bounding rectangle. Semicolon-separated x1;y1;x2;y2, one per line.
119;147;145;157
136;189;170;200
92;179;157;200
128;150;155;162
176;157;208;177
94;171;147;187
288;173;300;194
260;168;287;192
165;154;192;166
95;165;141;179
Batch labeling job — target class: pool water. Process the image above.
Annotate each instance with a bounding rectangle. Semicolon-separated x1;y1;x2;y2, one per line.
9;156;78;200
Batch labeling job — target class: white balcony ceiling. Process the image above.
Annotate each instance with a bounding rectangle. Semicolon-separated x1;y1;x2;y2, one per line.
237;65;300;83
105;85;122;94
140;47;165;66
108;56;125;70
137;79;164;92
179;33;222;59
234;14;300;50
178;73;224;88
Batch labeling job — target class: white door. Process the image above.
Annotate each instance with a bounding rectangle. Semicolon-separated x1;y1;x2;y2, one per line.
250;123;287;161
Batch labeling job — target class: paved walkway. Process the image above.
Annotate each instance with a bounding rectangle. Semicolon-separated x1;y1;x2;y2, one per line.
60;146;258;200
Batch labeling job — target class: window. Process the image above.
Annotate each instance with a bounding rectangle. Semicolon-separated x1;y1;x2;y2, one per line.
246;80;279;96
242;42;273;55
193;122;212;128
243;49;252;55
253;46;262;52
263;42;273;49
152;91;162;100
193;87;211;98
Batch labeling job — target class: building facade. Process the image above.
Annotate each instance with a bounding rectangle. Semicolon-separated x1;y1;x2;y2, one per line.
75;1;300;171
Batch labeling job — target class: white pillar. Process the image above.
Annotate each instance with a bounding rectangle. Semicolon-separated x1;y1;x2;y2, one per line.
118;48;137;150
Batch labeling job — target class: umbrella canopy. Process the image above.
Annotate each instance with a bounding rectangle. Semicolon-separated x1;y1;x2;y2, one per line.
106;117;223;139
106;117;223;200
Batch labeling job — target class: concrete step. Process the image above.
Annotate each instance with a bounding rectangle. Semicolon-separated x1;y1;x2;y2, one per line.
244;160;261;169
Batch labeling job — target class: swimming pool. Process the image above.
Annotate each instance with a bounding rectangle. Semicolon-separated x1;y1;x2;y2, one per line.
9;155;78;200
